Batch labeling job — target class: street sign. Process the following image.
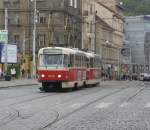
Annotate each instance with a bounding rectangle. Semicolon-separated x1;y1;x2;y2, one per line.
121;48;130;57
0;30;8;44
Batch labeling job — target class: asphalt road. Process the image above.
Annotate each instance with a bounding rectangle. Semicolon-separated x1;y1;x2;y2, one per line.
0;81;149;130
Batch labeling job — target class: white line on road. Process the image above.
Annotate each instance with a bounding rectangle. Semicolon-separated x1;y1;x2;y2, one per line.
70;103;85;109
144;103;150;108
120;102;130;107
95;102;112;109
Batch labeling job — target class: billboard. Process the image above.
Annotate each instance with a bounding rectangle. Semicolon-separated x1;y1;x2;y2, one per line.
0;44;17;63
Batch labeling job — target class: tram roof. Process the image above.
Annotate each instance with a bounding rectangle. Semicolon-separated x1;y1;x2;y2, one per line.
84;52;95;58
39;47;101;58
39;47;84;55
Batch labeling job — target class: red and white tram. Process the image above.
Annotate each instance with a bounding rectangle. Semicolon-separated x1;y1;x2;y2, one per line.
37;47;101;91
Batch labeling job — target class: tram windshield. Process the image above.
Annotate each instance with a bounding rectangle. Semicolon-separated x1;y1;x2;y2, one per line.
39;54;68;68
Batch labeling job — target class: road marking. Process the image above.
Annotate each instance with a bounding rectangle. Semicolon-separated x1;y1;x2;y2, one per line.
95;102;112;109
120;102;130;107
144;103;150;108
70;103;85;109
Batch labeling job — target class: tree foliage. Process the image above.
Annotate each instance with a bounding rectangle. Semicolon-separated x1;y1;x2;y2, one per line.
122;0;150;15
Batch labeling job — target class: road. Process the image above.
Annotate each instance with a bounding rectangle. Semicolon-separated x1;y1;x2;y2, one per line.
0;81;150;130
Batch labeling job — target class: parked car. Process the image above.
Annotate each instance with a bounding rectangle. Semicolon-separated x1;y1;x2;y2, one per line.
139;73;147;81
143;73;150;81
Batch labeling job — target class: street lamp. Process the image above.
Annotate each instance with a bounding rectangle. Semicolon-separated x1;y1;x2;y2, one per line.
31;0;37;78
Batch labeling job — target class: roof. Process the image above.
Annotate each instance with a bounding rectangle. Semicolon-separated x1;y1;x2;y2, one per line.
39;47;75;55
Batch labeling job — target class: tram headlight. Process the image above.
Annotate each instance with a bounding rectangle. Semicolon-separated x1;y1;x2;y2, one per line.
41;74;45;78
58;74;62;78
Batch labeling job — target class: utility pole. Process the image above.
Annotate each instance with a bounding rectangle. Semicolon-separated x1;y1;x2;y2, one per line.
4;8;8;74
23;30;25;57
31;0;37;78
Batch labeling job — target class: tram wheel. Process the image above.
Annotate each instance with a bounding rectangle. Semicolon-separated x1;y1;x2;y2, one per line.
73;83;78;90
41;82;51;92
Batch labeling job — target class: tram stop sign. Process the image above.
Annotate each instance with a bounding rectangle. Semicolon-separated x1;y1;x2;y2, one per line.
0;30;8;44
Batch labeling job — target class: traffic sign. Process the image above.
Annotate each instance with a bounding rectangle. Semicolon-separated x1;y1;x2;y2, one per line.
0;30;8;44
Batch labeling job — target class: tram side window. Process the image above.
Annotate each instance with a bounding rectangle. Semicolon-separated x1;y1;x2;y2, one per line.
90;58;94;68
86;58;89;68
79;55;82;67
77;55;81;67
63;55;69;67
78;55;80;67
70;54;74;67
95;58;98;67
75;55;77;67
83;56;86;67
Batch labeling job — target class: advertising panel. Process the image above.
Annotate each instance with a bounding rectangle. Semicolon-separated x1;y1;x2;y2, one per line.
0;30;8;44
0;44;17;63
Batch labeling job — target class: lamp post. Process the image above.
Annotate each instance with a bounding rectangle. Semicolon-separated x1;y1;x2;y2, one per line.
31;0;37;78
4;8;8;75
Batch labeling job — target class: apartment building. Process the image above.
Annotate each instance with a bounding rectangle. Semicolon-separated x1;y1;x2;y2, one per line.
0;0;82;73
95;0;124;79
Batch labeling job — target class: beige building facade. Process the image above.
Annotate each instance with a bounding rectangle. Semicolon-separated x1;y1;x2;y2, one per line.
95;0;124;79
81;0;96;52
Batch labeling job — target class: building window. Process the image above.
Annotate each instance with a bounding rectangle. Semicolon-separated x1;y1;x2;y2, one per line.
90;21;93;33
74;0;77;8
3;0;11;8
8;14;20;25
36;0;46;8
14;34;20;51
69;0;77;8
90;4;93;14
15;14;20;24
13;0;20;8
69;0;73;7
14;34;20;43
39;13;46;24
37;34;46;49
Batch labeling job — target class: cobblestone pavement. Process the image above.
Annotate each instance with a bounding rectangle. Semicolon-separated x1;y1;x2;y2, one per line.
0;80;149;130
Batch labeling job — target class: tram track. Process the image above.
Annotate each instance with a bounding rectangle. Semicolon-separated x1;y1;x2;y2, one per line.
0;109;18;127
37;83;140;130
0;85;105;108
9;83;132;110
0;86;105;128
0;82;143;130
125;82;147;102
0;81;140;108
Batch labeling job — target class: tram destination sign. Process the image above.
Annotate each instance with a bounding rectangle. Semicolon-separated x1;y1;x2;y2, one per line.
43;49;62;54
0;30;8;44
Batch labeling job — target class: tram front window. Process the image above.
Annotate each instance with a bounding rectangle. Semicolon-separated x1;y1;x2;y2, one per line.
39;54;68;68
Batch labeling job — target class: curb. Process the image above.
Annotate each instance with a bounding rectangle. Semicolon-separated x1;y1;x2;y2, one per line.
0;83;39;89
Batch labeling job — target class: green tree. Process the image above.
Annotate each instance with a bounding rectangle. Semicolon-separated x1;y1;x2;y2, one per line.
122;0;150;16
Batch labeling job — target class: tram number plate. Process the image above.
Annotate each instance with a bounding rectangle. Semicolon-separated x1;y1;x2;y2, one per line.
48;75;55;78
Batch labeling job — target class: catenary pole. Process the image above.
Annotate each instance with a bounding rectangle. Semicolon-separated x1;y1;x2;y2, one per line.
32;0;37;78
4;8;8;74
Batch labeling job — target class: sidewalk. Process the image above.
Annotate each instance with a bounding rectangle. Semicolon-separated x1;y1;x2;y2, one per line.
101;80;141;87
0;78;142;89
0;78;39;88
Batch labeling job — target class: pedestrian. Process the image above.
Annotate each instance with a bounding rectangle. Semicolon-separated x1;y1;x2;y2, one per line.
11;68;16;78
21;69;25;78
27;69;31;78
